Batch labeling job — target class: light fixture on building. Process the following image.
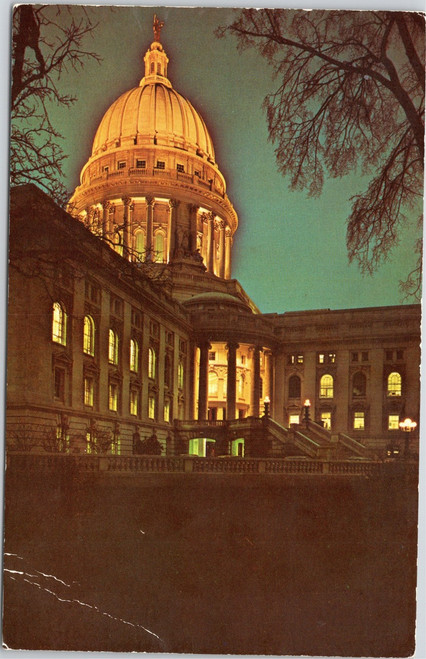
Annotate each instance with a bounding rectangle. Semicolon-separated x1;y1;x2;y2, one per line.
399;417;417;458
263;396;270;418
303;399;311;428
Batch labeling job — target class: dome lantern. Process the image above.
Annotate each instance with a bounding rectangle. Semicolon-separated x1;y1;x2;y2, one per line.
140;16;170;88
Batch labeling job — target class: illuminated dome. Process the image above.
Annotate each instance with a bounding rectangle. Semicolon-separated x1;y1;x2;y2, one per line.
69;17;238;291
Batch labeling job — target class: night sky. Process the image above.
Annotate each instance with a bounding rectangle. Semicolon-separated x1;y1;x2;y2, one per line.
30;6;424;312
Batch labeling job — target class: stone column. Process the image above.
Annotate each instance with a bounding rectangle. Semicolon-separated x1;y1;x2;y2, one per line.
108;203;115;236
219;220;225;278
207;212;214;273
202;214;209;266
226;342;239;420
198;341;210;421
145;195;154;261
101;201;110;237
189;205;198;253
250;345;261;417
122;196;132;257
224;227;232;279
169;198;179;260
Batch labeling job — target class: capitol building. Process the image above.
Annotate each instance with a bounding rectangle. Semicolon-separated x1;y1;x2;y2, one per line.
7;20;421;462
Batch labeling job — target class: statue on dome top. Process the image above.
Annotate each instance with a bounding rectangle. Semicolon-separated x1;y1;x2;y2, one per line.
153;14;165;42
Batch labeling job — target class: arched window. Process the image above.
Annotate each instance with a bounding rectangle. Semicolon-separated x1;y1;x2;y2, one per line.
320;374;334;398
288;375;301;398
154;232;165;262
108;329;119;365
148;347;156;379
387;372;402;396
352;372;366;397
130;338;139;372
52;302;67;345
134;229;145;260
208;372;218;396
150;62;155;74
178;360;184;389
83;315;95;355
157;62;161;75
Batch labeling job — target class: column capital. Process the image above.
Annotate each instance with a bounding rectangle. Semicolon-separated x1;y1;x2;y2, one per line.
122;195;132;206
198;340;212;351
215;218;225;230
225;226;232;237
102;200;111;211
169;198;179;209
226;342;240;352
145;195;155;207
189;204;199;214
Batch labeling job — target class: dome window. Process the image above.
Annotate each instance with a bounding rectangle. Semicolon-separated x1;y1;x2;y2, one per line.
117;161;126;170
194;170;201;177
156;160;165;170
176;164;185;173
136;159;146;169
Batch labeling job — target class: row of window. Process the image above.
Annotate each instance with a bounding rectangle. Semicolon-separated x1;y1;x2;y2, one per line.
107;160;199;176
53;304;184;386
290;411;407;432
288;350;404;365
288;372;403;399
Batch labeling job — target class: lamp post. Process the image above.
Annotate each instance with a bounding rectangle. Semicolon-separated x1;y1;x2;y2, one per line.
303;399;311;429
263;396;270;418
399;417;417;459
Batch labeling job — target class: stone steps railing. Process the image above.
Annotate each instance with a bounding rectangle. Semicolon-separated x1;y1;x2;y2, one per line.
5;452;414;477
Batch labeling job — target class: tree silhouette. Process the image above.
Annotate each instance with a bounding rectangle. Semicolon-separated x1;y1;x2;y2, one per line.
11;5;101;205
218;10;424;298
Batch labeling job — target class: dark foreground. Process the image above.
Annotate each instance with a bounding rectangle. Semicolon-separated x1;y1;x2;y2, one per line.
3;463;418;655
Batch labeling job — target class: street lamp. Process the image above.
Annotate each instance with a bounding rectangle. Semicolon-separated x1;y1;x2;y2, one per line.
399;417;417;458
263;396;270;418
303;399;311;428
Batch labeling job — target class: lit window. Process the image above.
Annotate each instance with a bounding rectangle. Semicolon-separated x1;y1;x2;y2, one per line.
148;347;156;379
154;232;165;262
176;164;184;173
130;339;139;372
52;302;67;345
209;372;218;396
388;414;400;430
134;230;145;259
328;353;336;363
289;414;300;425
84;376;94;407
108;382;118;411
321;412;331;430
238;374;244;397
178;361;184;389
352;372;366;397
54;367;65;401
164;399;170;422
148;395;156;419
130;389;138;416
318;353;325;364
353;412;365;430
156;160;165;170
108;329;119;365
83;315;95;356
288;375;301;398
387;372;402;396
320;374;334;398
297;355;304;364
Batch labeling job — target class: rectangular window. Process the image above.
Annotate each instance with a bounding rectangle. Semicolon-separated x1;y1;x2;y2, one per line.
209;351;216;361
318;353;325;364
321;412;332;430
148;396;156;420
297;355;304;364
54;367;65;401
328;353;336;363
164;399;170;423
289;414;300;425
240;355;246;365
131;310;142;328
117;161;126;170
156;160;165;170
385;350;393;361
103;166;109;173
84;376;94;407
136;159;146;169
352;352;359;362
396;349;404;360
176;164;184;173
194;170;201;177
353;412;365;430
288;355;296;365
388;414;400;430
109;383;118;412
130;389;138;416
362;351;369;362
166;331;174;346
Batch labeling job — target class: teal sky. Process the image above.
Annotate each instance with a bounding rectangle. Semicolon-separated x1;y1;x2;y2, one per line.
47;5;422;313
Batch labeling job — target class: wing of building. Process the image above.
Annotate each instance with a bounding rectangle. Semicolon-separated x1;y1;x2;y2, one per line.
7;27;421;462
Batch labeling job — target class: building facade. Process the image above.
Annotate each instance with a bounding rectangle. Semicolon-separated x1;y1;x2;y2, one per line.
7;25;421;460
